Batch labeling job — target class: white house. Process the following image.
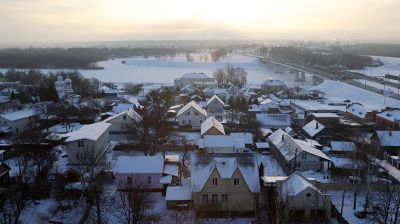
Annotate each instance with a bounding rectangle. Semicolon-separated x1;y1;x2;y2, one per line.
104;109;142;139
65;122;111;165
174;73;216;89
198;135;245;153
176;101;207;128
201;116;225;136
268;129;331;174
0;109;36;135
206;95;226;120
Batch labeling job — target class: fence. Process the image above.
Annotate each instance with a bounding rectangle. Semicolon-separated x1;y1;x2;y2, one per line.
383;152;400;170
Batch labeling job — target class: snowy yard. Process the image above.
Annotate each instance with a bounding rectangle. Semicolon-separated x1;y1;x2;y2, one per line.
328;191;371;224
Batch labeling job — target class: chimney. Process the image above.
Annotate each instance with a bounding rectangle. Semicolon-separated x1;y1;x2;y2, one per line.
316;121;319;129
282;134;285;141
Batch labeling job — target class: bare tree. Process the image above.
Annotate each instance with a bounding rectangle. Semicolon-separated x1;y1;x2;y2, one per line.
213;68;225;87
370;184;400;224
113;179;162;224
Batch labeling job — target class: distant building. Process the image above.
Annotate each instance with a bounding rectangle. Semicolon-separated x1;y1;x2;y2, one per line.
65;122;111;165
201;116;225;136
261;79;286;92
256;113;291;130
174;73;216;89
104;109;142;140
191;154;260;216
206;95;226;120
55;76;74;99
176;101;207;128
98;86;118;97
0;109;36;135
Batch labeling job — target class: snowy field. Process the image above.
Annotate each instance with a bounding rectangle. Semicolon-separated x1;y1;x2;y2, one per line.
350;55;400;77
0;54;315;88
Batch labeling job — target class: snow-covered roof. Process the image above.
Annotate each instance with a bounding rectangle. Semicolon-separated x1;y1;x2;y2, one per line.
292;100;346;112
191;154;260;193
104;108;142;123
377;109;400;123
376;131;400;147
256;113;291;128
115;156;164;174
263;79;285;86
302;120;325;137
98;86;118;94
268;129;330;162
112;103;133;114
310;113;340;118
230;132;254;145
256;142;270;149
165;186;192;201
278;172;321;198
346;104;369;119
330;141;356;152
165;155;180;163
65;122;111;142
201;116;225;136
176;101;207;117
0;109;35;121
160;175;173;184
200;135;236;148
181;72;210;79
206;95;225;106
164;164;179;176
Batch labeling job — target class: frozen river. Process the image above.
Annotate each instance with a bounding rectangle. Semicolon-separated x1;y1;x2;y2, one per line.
0;54;315;88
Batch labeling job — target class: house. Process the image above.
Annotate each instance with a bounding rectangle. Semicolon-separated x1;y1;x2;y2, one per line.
176;101;207;128
191;154;260;216
174;73;216;89
256;113;291;130
104;109;142;139
268;129;331;174
165;186;192;209
0;162;11;186
275;173;331;221
302;120;331;144
261;79;286;92
376;109;400;130
306;113;340;128
65;122;111;164
346;103;377;125
98;86;118;97
329;141;356;155
198;135;245;153
115;156;164;190
206;95;226;120
0;109;36;135
201;117;225;136
372;131;400;155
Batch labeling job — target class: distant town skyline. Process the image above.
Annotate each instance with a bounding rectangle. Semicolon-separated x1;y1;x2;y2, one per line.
0;0;399;43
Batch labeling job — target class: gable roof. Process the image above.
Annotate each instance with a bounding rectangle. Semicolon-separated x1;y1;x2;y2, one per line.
104;108;142;123
256;113;291;127
206;95;225;106
201;116;225;136
302;120;325;137
230;132;254;145
377;109;400;123
65;122;111;142
116;156;164;174
1;109;35;121
191;154;260;193
177;101;207;117
268;129;330;162
278;172;321;198
182;72;210;79
376;131;400;147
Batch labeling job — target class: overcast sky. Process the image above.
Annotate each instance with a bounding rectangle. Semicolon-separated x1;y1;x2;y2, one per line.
0;0;399;43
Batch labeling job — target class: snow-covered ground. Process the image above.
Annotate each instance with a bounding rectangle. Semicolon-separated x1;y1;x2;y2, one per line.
0;54;315;88
350;55;400;78
354;79;400;94
309;80;400;109
328;191;370;224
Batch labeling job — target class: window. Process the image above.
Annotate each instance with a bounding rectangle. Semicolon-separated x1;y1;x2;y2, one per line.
234;178;240;186
183;120;185;124
302;153;307;159
194;112;199;116
189;120;191;124
200;120;202;123
221;194;228;203
212;178;218;186
147;176;152;184
306;193;311;197
212;194;218;203
297;162;301;168
127;176;132;185
202;194;208;203
77;141;84;147
123;115;127;120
